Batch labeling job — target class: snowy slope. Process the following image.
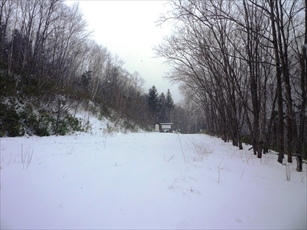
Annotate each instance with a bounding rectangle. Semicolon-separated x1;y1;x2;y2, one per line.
1;117;306;229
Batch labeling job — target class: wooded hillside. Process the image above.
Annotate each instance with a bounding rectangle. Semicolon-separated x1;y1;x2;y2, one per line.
0;0;205;137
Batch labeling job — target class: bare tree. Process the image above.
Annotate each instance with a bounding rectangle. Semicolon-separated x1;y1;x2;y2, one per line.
155;0;306;163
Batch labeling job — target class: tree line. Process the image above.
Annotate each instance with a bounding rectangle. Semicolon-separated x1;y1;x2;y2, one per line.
0;0;203;136
0;0;152;134
147;85;206;133
155;0;306;170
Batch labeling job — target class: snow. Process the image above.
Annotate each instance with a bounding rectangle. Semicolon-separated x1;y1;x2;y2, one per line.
1;116;306;229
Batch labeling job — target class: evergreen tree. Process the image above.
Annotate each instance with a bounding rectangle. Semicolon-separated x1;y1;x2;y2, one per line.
166;89;174;109
165;89;175;121
148;86;159;123
158;92;166;122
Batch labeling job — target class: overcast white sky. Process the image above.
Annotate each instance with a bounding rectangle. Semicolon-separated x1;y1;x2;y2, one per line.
69;1;182;102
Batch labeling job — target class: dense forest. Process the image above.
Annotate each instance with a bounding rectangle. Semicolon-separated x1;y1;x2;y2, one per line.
0;0;205;138
155;0;307;170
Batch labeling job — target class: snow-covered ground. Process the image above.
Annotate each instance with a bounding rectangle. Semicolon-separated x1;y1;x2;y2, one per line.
1;116;306;229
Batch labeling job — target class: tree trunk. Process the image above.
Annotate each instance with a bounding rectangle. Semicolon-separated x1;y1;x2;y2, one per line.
296;0;307;172
269;0;284;164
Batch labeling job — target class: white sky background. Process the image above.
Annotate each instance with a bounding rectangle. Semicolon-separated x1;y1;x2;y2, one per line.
68;1;182;103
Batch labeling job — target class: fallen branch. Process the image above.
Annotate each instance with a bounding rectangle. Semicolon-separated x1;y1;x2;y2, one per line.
167;155;175;162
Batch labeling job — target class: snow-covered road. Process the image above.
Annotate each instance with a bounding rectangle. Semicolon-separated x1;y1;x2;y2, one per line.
1;131;306;229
